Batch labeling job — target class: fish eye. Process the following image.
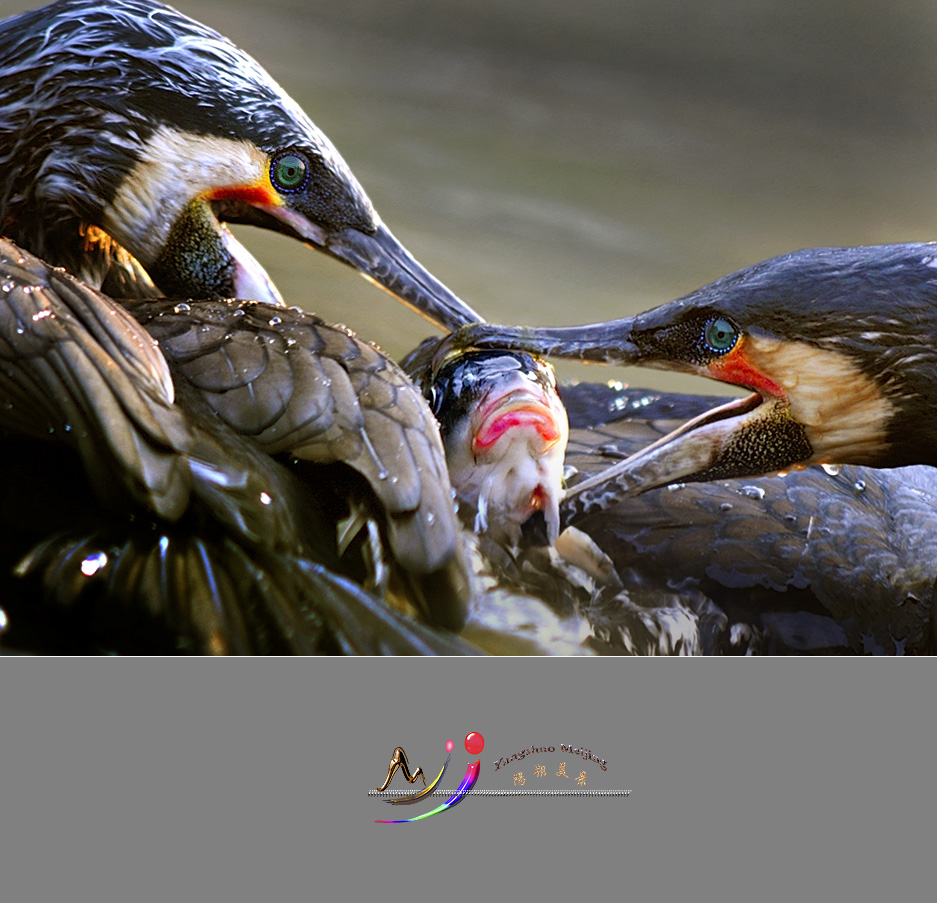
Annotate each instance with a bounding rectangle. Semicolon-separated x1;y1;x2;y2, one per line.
270;152;308;192
702;316;738;354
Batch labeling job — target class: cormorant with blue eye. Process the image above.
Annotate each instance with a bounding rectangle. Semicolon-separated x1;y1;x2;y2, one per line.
0;0;487;654
440;244;937;653
410;337;937;655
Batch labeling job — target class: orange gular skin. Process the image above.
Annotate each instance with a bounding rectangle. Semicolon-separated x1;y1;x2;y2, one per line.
206;181;281;208
707;336;785;399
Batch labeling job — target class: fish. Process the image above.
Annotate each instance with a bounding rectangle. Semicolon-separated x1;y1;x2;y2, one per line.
407;342;569;550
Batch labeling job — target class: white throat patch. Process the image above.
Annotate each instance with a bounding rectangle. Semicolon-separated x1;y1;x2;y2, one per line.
745;334;895;465
102;126;269;266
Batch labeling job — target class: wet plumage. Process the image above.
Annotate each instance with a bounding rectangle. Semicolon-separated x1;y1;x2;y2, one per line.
560;383;937;654
5;2;933;654
413;345;936;654
0;238;479;653
0;0;485;653
448;244;937;484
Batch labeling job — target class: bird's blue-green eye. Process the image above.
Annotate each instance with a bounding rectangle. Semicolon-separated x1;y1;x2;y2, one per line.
703;317;738;354
271;153;308;191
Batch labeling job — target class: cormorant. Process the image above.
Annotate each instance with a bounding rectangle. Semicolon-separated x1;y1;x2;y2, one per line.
445;244;937;491
6;3;927;654
0;0;486;653
436;245;937;653
0;0;480;328
414;346;937;654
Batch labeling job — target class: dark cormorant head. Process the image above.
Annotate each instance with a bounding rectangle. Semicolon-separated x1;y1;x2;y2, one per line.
446;243;937;500
0;0;481;328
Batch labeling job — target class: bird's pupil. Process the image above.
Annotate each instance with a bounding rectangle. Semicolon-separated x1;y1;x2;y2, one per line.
273;154;306;190
704;317;738;353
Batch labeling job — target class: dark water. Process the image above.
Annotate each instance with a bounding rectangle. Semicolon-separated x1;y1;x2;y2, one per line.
4;0;937;393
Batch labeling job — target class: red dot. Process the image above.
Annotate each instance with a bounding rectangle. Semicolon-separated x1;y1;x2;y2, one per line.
445;740;454;753
465;732;485;755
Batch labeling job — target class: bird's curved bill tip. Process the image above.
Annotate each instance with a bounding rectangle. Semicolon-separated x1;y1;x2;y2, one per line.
325;223;485;332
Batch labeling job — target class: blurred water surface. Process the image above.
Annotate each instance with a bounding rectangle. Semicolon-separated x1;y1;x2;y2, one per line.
3;0;937;393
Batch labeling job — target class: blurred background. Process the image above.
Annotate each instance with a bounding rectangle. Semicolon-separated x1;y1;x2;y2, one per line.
4;0;937;393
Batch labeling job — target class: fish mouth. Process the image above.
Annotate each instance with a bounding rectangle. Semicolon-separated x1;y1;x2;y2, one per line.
473;386;565;455
477;387;568;543
560;390;812;526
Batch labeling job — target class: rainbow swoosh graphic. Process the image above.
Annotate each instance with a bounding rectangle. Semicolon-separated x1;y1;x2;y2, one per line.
375;760;480;824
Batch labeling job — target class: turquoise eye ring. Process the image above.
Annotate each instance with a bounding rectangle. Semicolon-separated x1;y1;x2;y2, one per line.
270;152;308;192
703;316;739;355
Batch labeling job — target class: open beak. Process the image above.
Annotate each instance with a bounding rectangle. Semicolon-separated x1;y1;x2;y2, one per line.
425;319;811;517
559;391;812;527
431;319;819;525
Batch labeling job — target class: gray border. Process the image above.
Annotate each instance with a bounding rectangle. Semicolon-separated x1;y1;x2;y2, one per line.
1;658;933;902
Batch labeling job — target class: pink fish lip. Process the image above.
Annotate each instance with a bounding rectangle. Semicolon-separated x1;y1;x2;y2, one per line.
472;385;563;454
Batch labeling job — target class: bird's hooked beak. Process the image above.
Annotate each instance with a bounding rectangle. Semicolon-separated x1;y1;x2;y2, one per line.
272;209;485;331
436;243;937;520
107;130;484;329
432;318;643;367
193;192;482;327
148;190;484;331
446;306;906;525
